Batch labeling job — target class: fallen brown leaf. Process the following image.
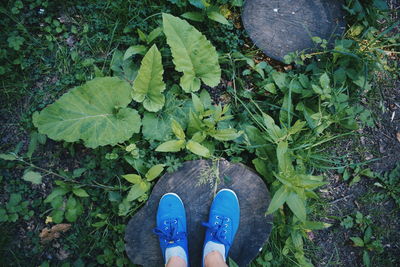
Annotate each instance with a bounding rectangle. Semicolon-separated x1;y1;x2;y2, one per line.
39;224;71;244
397;132;400;143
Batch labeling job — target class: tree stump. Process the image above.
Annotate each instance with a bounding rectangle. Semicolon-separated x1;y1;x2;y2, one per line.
125;159;273;267
242;0;346;61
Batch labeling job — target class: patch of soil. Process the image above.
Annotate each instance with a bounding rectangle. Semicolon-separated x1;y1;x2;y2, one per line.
311;175;400;266
310;68;400;266
365;79;400;172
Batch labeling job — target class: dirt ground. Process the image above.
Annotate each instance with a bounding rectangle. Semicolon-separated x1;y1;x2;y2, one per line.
311;77;400;266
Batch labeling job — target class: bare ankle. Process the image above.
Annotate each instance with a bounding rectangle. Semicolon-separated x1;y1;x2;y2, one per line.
204;251;228;267
166;256;187;267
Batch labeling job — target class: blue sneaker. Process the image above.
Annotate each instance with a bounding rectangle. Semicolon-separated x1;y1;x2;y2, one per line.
153;193;189;265
202;189;240;264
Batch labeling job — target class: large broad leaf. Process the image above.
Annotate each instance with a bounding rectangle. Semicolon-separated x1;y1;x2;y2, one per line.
142;112;171;141
162;13;221;92
142;90;189;141
111;50;138;82
33;77;141;148
132;44;166;112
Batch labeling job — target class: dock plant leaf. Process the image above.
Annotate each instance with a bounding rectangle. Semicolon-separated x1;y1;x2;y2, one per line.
33;77;141;148
132;44;166;112
162;13;221;92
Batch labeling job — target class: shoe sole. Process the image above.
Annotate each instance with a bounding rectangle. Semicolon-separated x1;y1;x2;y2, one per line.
160;192;184;206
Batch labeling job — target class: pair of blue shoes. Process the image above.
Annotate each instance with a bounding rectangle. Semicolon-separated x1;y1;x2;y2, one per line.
153;189;240;266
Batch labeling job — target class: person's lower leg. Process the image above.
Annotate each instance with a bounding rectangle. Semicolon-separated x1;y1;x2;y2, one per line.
166;256;187;267
204;251;228;267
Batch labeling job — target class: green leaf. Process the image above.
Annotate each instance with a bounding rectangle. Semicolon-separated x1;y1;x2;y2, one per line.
200;90;212;109
181;12;205;22
32;77;141;148
262;112;283;142
92;221;107;228
122;174;142;184
228;258;239;267
333;68;346;85
65;196;83;222
320;73;330;89
191;93;204;113
72;188;89;197
147;27;163;43
111;50;139;82
266;185;289;214
0;209;8;222
363;250;371;267
22;171;42;184
210;128;242;141
127;182;148;201
303;221;332;230
350;236;365;247
189;0;208;9
286;191;306;221
288;79;302;94
145;164;165;181
277;141;293;173
288;120;306;135
264;83;276;94
299;176;326;189
142;91;189;141
137;29;147;42
118;198;132;216
108;191;122;202
359;168;376;178
163;13;221;92
252;158;274;183
232;0;243;7
65;207;78;222
207;10;230;25
188;110;203;135
373;0;388;10
364;226;372;243
52;209;64;223
123;45;147;60
291;230;303;249
272;72;288;91
26;132;38;158
142;112;170;141
8;193;22;206
186;140;210;157
191;132;206;143
44;188;68;203
0;153;17;161
171;119;185;140
279;93;293;126
156;140;186;152
132;45;166;112
72;168;86;178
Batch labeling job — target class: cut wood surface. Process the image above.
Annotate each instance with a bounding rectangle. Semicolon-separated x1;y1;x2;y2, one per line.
242;0;346;61
125;159;273;267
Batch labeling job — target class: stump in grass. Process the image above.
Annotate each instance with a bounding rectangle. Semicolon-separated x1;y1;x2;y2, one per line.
125;159;273;267
242;0;346;62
